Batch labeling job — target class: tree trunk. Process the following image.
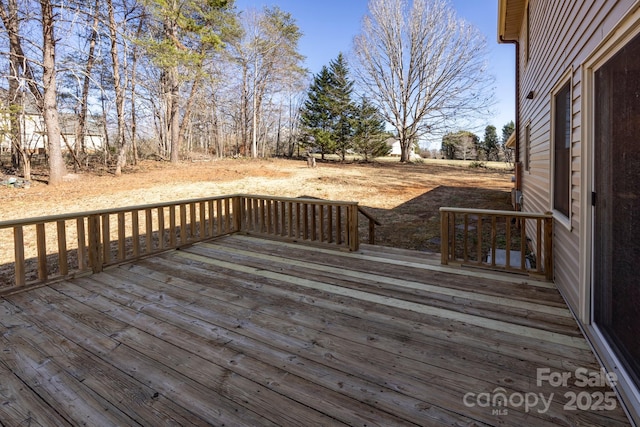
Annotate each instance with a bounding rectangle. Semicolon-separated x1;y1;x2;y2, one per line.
241;63;249;156
129;18;143;165
1;0;24;172
76;0;100;157
168;66;180;163
40;0;66;185
177;75;201;154
400;139;410;163
161;12;181;164
0;0;44;110
107;0;127;176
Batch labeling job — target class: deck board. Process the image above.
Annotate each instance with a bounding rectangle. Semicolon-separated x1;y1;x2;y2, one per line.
0;235;631;426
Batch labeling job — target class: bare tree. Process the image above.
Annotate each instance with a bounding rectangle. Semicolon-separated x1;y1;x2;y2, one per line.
0;0;26;173
353;0;494;162
229;7;305;158
75;0;100;157
40;0;67;184
106;0;128;176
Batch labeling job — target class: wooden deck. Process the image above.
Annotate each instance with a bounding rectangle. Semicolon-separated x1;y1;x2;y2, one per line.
0;235;631;426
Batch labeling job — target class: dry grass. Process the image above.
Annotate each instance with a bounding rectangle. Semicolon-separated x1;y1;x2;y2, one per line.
0;157;514;285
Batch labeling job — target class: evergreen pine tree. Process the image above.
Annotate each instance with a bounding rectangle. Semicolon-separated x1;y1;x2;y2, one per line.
482;125;499;161
352;97;390;161
328;53;355;161
300;66;335;159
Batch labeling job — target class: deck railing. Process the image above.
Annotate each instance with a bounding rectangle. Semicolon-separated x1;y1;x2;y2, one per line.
439;207;553;280
236;195;362;250
0;194;370;292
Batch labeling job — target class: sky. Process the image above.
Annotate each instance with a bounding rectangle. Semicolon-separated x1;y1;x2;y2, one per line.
234;0;516;146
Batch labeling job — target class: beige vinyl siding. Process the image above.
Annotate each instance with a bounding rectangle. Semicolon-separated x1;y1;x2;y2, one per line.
518;0;634;313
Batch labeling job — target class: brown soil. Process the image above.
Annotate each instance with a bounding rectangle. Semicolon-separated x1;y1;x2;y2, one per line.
1;157;513;253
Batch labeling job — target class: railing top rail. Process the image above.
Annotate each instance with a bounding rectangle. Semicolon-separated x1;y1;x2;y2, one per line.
0;194;239;229
240;194;358;206
358;206;381;226
0;193;360;230
439;207;553;219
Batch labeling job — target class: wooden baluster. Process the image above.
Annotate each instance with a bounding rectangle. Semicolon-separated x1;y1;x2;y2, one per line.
207;200;214;236
117;212;126;261
303;203;309;240
266;200;275;234
57;220;68;276
295;203;301;238
158;207;165;249
101;214;110;265
536;217;543;273
505;216;512;269
199;202;206;239
77;218;87;270
327;205;334;243
189;203;196;240
260;199;266;233
280;201;286;236
490;215;497;267
319;205;325;242
463;214;469;262
180;204;188;244
145;208;153;253
451;213;456;262
132;210;140;258
336;205;342;245
169;206;177;247
368;215;375;245
440;210;449;265
216;199;223;234
88;215;103;273
520;217;527;270
311;204;317;241
233;197;242;233
476;215;483;265
288;202;294;238
544;214;553;280
349;204;359;251
271;201;278;235
13;226;25;287
224;198;231;232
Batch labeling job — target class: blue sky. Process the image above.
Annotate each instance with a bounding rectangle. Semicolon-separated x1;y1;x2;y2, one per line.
234;0;515;143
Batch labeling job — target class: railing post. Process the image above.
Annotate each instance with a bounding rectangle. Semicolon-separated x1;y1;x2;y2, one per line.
88;214;103;273
544;213;553;280
440;209;449;265
233;196;242;232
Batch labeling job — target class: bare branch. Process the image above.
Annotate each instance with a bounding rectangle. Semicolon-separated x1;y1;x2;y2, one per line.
353;0;495;162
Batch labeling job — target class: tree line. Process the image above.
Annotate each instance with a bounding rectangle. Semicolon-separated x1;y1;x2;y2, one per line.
0;0;494;184
440;121;515;163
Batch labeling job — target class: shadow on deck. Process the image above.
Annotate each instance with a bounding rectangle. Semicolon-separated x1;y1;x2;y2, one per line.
0;235;631;426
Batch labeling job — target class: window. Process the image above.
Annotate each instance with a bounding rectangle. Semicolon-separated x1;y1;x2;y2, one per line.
553;82;571;218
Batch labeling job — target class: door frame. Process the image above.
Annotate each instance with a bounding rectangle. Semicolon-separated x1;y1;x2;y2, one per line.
581;4;640;423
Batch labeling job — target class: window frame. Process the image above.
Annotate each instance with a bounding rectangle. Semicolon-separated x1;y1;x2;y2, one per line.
550;72;572;228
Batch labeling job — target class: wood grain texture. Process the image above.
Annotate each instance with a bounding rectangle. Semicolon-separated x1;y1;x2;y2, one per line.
0;235;630;426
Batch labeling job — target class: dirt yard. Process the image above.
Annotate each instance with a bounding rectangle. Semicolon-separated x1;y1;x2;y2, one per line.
1;157;514;253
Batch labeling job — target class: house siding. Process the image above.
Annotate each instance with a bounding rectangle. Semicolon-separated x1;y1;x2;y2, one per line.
518;0;635;313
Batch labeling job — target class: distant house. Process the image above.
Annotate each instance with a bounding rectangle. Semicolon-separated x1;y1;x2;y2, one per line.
385;138;418;158
0;90;105;153
499;1;640;423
